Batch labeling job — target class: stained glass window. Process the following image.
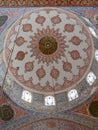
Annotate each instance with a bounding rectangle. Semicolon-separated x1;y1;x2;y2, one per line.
86;72;96;86
89;27;98;38
6;75;12;85
45;96;55;106
68;89;78;101
21;90;32;103
95;50;98;61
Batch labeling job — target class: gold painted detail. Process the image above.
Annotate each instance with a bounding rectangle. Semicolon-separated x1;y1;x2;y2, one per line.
39;36;57;55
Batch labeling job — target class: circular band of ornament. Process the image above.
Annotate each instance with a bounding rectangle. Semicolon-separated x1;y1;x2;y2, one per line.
89;101;98;117
4;7;94;94
0;105;14;121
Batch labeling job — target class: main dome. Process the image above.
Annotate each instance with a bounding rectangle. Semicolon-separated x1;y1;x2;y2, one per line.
4;7;93;94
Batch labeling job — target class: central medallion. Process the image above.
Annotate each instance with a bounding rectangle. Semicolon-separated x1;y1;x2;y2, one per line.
39;36;58;55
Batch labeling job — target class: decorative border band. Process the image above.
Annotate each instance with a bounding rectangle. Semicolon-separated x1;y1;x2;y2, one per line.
0;0;97;7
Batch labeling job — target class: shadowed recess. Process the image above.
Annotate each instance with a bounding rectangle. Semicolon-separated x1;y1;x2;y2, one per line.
0;15;8;27
89;101;98;117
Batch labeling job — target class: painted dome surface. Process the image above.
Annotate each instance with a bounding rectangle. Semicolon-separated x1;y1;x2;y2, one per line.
4;8;93;94
14;118;93;130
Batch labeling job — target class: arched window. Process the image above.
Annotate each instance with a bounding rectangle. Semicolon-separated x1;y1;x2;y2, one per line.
21;90;32;103
89;27;98;38
68;89;78;101
6;75;12;85
86;72;96;86
95;50;98;61
45;96;55;106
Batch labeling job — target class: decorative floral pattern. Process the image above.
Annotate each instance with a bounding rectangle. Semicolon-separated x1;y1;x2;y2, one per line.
69;50;81;60
23;24;32;32
15;51;27;60
15;37;26;46
4;8;93;94
70;36;82;45
47;121;56;128
50;67;60;80
36;66;46;80
64;24;74;32
36;15;46;25
51;15;61;24
25;62;34;72
0;7;98;130
12;118;94;130
29;26;66;63
63;62;72;72
0;0;97;7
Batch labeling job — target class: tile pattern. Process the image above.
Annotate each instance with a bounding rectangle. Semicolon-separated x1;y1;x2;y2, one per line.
3;74;98;113
0;93;98;129
75;90;98;119
0;7;98;130
8;118;94;130
2;7;98;113
0;0;98;7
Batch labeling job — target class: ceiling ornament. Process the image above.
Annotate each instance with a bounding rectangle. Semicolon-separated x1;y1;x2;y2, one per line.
39;36;58;55
89;101;98;117
4;7;94;94
0;15;8;27
13;118;94;130
0;0;97;7
3;7;98;113
0;105;14;121
29;26;65;64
